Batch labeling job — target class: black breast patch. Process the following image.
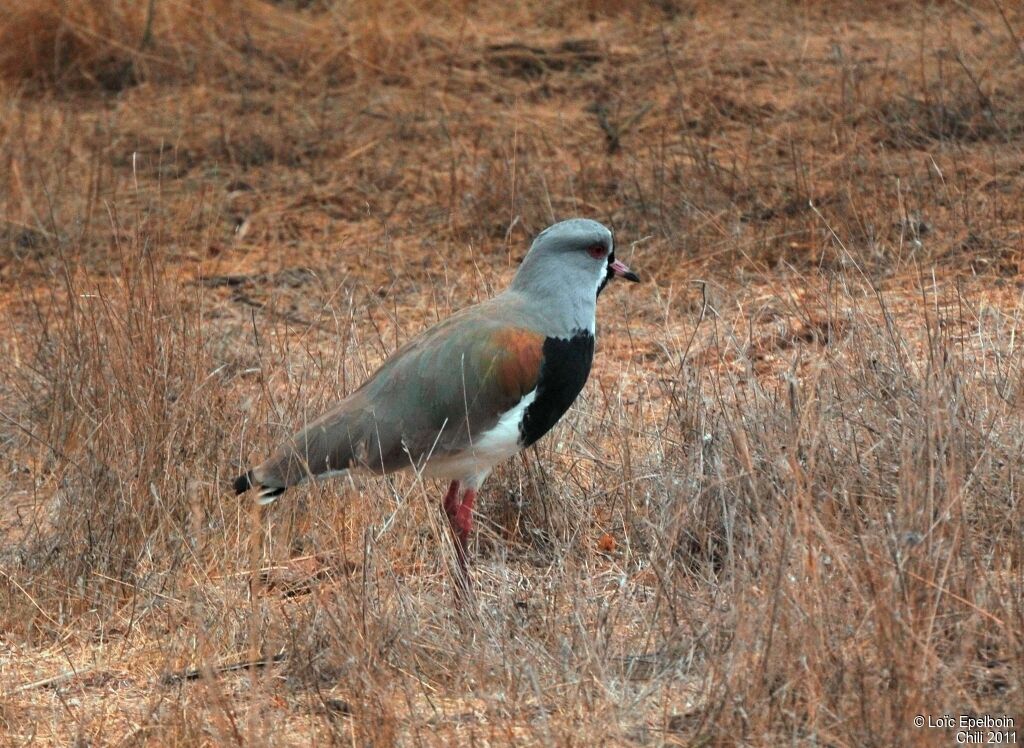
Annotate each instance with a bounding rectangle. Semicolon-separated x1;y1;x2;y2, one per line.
519;330;595;447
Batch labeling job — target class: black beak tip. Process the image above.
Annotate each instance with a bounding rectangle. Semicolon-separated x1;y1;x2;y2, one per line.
623;270;641;283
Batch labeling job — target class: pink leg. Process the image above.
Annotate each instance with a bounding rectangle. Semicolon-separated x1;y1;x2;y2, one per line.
442;480;461;518
442;480;466;561
454;489;476;546
441;481;476;597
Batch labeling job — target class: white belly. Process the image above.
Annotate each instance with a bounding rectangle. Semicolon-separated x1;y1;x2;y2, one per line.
420;389;536;485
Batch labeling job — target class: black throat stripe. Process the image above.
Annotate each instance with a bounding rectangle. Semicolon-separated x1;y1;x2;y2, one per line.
519;330;595;447
597;249;617;296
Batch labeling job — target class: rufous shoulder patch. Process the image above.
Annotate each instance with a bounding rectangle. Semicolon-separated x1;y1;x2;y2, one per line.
491;328;544;399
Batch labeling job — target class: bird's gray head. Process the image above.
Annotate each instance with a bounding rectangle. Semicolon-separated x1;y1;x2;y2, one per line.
511;218;639;297
508;218;640;335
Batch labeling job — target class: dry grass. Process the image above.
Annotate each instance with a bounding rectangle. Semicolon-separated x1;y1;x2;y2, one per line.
1;0;1023;745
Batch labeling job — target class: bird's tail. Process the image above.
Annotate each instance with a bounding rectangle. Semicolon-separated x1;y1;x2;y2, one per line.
234;403;368;505
233;469;286;505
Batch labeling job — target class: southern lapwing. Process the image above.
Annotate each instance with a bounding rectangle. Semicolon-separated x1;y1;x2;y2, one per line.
234;218;640;584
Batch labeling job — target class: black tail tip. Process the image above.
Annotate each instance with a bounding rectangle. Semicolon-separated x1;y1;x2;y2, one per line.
233;470;255;495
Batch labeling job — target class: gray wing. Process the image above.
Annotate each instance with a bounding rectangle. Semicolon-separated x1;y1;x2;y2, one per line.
243;307;544;493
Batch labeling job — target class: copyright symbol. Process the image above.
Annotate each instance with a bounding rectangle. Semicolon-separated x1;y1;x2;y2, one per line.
914;716;925;727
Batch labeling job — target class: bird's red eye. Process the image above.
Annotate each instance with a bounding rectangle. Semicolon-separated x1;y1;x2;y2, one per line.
587;244;606;259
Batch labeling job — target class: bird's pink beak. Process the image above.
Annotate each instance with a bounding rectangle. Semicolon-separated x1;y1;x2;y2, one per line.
610;258;640;283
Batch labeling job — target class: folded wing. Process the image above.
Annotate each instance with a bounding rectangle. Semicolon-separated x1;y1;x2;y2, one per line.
241;312;545;496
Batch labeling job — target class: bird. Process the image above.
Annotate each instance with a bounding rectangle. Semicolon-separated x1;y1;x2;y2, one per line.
233;218;640;585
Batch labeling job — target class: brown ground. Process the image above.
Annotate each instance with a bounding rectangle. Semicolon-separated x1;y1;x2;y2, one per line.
1;1;1022;745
